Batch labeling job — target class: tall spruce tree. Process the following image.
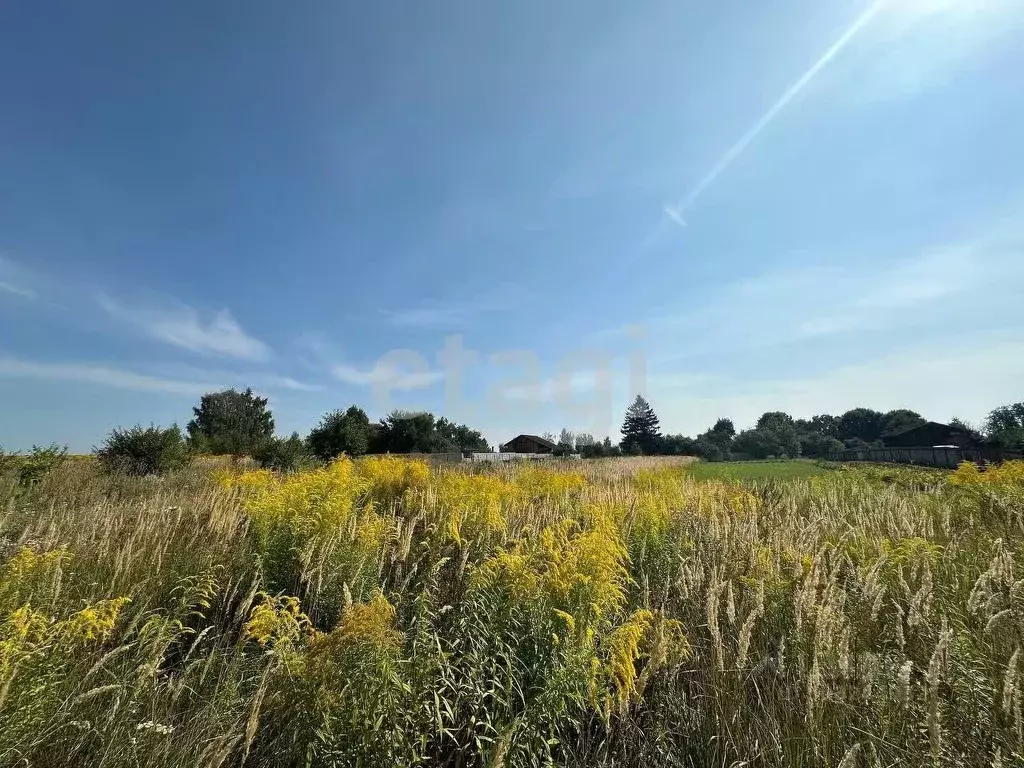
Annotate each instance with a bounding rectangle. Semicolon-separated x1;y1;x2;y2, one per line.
620;394;662;455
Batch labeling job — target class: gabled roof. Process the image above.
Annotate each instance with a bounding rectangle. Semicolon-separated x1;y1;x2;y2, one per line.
886;420;956;437
882;420;979;448
503;434;557;450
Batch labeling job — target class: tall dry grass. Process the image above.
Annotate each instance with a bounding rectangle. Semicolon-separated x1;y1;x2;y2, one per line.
1;455;1022;766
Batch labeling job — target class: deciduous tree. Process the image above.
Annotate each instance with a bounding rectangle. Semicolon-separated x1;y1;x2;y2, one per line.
436;417;490;452
881;409;926;437
732;429;784;459
809;414;840;438
307;406;373;461
800;432;844;457
710;418;736;440
753;412;800;457
838;408;885;443
985;402;1024;448
187;388;274;457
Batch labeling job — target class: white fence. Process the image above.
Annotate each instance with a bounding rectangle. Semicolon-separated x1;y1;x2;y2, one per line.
364;452;582;464
470;452;580;462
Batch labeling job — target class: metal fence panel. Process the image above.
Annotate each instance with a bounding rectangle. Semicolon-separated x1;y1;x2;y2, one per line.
823;446;1023;468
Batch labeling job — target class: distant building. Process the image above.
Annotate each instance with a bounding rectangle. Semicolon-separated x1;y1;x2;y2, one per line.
499;434;557;454
883;421;978;448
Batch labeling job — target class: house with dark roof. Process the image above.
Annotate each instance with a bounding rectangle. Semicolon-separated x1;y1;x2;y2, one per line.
499;434;557;454
883;421;978;448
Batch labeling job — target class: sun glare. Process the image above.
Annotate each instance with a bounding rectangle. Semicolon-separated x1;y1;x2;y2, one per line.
897;0;997;16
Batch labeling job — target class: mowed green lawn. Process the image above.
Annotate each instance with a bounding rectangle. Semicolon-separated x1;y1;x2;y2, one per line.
685;459;832;482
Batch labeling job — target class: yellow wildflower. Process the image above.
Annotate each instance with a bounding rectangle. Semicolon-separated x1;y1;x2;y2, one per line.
357;455;429;507
474;515;628;627
950;460;1024;486
1;546;70;586
244;593;312;648
58;597;131;643
431;472;512;544
241;458;365;537
7;604;49;643
334;591;403;651
603;609;689;710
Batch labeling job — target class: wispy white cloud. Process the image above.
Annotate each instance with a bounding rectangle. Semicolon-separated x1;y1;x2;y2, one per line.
797;247;982;338
381;305;482;328
332;361;442;391
597;229;1019;358
859;251;972;308
99;296;271;361
646;334;1024;434
296;334;441;390
0;256;38;300
496;370;608;403
0;281;36;300
0;356;221;396
294;334;440;391
262;375;325;393
381;288;516;329
153;362;326;394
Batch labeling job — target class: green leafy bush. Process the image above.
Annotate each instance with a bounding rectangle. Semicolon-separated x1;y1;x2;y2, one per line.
254;433;316;472
95;425;190;476
14;444;67;486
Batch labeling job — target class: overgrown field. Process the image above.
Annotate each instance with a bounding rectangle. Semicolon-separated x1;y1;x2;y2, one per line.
2;456;1024;767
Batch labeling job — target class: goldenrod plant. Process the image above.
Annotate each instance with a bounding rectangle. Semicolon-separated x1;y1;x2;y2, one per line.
1;453;1023;766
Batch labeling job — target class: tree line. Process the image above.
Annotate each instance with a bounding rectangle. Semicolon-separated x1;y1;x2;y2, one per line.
604;394;1024;461
8;387;1023;477
87;388;490;475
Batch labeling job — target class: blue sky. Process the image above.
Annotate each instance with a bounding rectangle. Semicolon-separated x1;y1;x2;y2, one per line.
2;0;1024;452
